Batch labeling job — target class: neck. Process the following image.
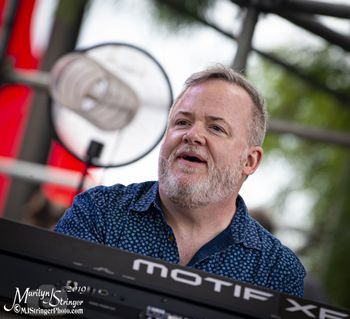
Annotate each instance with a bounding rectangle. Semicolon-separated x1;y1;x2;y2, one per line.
161;192;237;229
159;189;237;265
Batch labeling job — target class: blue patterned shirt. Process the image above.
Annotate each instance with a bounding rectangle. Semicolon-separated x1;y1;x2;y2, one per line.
55;181;306;296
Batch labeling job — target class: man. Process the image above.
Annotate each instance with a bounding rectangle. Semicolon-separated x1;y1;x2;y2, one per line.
55;65;306;297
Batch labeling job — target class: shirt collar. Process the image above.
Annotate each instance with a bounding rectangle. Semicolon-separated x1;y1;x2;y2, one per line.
130;182;262;251
230;195;262;251
130;181;161;212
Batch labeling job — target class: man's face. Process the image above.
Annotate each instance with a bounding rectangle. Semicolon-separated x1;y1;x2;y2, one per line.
158;79;256;208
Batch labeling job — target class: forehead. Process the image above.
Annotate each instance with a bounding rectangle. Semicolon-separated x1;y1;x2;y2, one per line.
170;79;253;120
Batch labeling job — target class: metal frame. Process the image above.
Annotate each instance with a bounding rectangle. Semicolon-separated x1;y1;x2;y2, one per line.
159;0;350;147
1;0;350;190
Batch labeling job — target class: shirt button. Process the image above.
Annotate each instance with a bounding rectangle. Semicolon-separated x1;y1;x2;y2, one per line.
168;235;174;242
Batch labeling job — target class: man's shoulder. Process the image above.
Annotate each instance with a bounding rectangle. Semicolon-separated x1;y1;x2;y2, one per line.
70;181;158;217
249;218;305;273
54;181;158;238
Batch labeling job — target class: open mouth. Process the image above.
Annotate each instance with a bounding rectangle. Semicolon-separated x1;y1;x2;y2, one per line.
178;152;207;164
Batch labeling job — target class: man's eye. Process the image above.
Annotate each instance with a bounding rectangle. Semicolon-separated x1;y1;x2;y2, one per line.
175;120;189;126
211;125;225;133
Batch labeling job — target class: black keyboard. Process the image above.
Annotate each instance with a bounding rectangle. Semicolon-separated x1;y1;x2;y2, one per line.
0;218;348;319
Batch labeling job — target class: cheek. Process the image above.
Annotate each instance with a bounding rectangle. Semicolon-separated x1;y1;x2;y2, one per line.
159;137;175;160
159;141;169;160
212;144;247;168
160;131;183;157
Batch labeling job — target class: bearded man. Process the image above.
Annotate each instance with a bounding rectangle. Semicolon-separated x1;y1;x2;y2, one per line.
55;65;306;297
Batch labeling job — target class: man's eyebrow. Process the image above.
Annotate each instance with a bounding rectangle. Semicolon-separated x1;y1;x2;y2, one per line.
171;112;231;128
206;115;230;125
174;111;192;117
174;112;228;121
207;115;224;121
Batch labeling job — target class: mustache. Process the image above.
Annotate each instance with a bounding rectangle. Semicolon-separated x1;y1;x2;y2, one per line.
171;145;210;163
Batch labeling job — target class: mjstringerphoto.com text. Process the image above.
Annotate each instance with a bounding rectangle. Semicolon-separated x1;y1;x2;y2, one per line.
3;285;84;316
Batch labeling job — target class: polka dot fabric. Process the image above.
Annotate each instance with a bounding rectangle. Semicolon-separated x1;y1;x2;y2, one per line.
55;181;306;297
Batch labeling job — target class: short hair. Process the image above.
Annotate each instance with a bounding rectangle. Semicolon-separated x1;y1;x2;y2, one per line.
172;65;267;146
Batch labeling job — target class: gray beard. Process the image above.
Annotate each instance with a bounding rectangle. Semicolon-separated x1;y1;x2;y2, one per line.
158;148;244;209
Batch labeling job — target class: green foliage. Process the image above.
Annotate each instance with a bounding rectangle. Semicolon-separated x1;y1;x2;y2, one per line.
250;46;350;308
149;0;216;31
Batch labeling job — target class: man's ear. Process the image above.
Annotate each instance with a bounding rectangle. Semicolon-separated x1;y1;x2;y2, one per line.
243;146;263;176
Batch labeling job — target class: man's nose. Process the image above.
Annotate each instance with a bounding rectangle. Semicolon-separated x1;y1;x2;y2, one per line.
182;124;206;145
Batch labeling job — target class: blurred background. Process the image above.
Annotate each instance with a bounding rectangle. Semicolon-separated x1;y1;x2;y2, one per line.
0;0;349;309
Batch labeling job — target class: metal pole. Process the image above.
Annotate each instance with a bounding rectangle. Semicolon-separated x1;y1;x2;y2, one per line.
277;11;350;52
3;68;50;90
0;156;95;189
232;5;259;73
0;0;20;70
230;0;350;19
284;0;350;19
160;0;350;107
268;119;350;148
